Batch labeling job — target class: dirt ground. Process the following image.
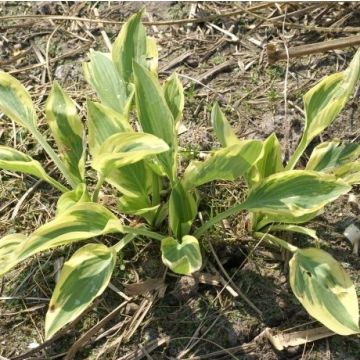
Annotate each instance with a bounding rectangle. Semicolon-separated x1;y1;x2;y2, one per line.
0;1;360;359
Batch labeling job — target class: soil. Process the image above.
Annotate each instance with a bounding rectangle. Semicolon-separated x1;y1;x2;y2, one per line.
1;1;360;359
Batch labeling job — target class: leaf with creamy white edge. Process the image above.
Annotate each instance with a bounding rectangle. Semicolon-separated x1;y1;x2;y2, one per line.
161;236;202;275
91;132;169;177
112;10;147;82
289;247;359;335
56;183;90;214
45;243;116;339
169;182;197;239
182;140;263;190
83;50;134;115
146;36;158;74
243;170;351;217
45;82;85;184
164;73;184;126
0;71;36;129
86;100;132;156
306;141;360;173
0;146;68;193
287;49;360;170
0;233;27;275
133;61;176;180
0;203;122;276
211;102;238;147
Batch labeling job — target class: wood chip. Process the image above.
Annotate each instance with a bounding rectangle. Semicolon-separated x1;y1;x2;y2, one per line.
265;326;335;351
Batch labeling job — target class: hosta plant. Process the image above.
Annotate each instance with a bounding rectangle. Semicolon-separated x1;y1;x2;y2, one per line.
195;47;360;336
0;9;359;340
0;11;262;339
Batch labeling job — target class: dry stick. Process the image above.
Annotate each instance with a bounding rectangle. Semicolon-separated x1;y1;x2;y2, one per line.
177;311;229;359
237;3;360;33
118;337;170;360
267;34;360;63
159;50;193;72
64;300;129;360
45;24;62;83
123;297;153;341
0;2;273;27
9;43;92;75
270;3;327;21
208;241;262;316
93;7;112;52
2;5;359;33
12;302;99;360
0;46;33;66
192;60;237;88
187;329;267;360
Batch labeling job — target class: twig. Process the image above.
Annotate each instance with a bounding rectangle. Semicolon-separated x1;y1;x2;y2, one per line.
192;60;237;87
11;177;45;220
0;3;288;28
117;336;170;360
11;166;59;220
159;50;193;72
236;3;360;33
184;329;267;359
0;46;33;66
205;22;238;42
8;43;91;75
93;7;112;51
270;3;327;21
65;301;129;360
45;24;62;82
208;241;262;316
267;34;360;63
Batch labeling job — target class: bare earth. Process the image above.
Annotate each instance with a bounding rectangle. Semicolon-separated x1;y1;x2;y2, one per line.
0;2;360;359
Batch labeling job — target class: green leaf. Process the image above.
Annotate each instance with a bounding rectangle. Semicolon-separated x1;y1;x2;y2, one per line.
250;133;283;182
161;235;202;275
133;61;176;180
45;82;85;184
338;161;360;184
255;209;322;231
0;73;76;188
118;194;159;224
0;203;166;277
306;141;360;173
243;170;351;217
83;50;134;114
91;132;169;177
0;71;36;129
289;247;359;335
107;161;152;198
169;182;197;239
211;102;238;147
182;140;263;189
287;49;360;170
86;100;132;156
45;243;116;339
1;203;120;274
164;73;184;125
56;183;90;214
0;146;68;193
112;10;147;82
267;224;318;241
0;233;27;275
